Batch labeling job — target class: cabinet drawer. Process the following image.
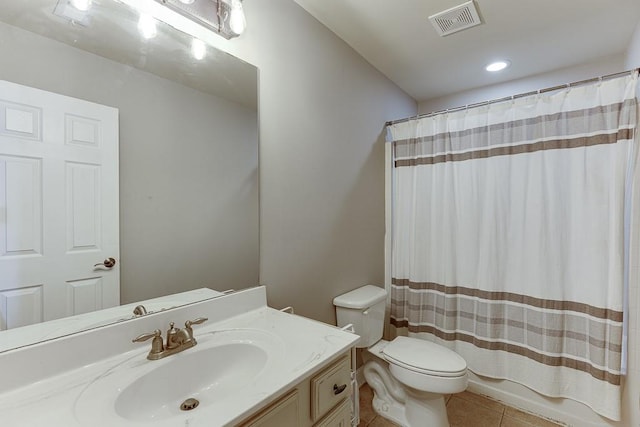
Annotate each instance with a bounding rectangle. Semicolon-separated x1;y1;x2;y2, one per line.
310;354;351;421
314;399;351;427
240;390;299;427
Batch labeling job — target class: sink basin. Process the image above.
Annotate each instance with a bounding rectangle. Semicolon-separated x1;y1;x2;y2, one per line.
115;342;267;421
74;328;284;425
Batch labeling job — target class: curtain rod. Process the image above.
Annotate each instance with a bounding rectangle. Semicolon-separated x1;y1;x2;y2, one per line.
385;68;640;127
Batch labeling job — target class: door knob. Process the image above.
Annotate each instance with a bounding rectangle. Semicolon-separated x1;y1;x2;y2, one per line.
94;257;117;268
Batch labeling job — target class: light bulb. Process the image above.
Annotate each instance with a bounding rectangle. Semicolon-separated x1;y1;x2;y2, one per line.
178;0;195;3
191;38;206;60
228;0;246;35
138;13;157;39
70;0;91;11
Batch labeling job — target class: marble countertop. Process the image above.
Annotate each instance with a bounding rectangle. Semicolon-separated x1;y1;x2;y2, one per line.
0;289;358;426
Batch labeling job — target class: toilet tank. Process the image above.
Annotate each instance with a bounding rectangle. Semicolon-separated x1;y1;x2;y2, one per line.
333;285;387;348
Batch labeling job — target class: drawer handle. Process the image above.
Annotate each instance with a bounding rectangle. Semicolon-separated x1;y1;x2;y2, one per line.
333;383;347;395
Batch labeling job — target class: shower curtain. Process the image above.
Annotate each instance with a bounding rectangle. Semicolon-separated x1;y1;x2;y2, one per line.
386;73;638;420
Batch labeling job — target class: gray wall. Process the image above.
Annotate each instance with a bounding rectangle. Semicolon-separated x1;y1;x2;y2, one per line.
418;53;627;113
204;0;417;323
0;22;259;303
627;22;640;69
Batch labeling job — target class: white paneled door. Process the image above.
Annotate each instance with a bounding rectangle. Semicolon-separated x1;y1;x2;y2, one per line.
0;80;119;330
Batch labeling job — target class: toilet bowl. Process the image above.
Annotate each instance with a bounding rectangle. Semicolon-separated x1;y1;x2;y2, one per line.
333;285;467;427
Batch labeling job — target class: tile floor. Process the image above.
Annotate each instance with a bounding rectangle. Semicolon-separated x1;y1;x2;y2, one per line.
357;384;563;427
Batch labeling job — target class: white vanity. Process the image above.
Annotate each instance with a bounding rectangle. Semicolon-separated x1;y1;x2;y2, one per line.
0;287;359;426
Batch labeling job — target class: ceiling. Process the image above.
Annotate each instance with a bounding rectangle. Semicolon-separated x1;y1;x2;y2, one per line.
292;0;640;102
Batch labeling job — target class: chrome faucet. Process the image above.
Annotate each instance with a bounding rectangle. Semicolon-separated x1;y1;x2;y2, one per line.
132;317;208;360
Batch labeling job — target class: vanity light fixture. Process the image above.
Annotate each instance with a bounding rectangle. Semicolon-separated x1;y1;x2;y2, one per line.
119;0;247;41
191;38;206;60
70;0;92;12
138;13;158;39
485;60;511;72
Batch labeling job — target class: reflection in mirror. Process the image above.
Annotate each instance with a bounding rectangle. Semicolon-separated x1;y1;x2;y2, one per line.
0;0;258;352
0;288;225;353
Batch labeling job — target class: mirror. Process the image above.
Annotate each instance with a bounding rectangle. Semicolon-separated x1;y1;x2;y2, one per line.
0;0;259;352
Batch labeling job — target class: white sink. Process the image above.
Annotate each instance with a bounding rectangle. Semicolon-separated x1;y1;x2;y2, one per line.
115;342;267;421
74;329;284;425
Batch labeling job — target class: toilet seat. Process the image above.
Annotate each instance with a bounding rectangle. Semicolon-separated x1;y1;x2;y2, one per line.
382;337;467;378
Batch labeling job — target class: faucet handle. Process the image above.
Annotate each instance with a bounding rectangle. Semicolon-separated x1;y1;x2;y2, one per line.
133;329;165;359
132;329;162;342
132;329;164;360
185;317;208;328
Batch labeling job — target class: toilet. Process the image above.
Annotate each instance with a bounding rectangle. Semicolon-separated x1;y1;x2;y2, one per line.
334;285;467;427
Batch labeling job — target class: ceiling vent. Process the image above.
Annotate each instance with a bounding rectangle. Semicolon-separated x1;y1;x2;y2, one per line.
429;1;482;37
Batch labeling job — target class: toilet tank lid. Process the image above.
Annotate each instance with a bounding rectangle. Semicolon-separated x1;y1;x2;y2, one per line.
333;285;387;309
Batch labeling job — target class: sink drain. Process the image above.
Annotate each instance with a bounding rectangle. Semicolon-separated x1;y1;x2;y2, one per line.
180;398;200;411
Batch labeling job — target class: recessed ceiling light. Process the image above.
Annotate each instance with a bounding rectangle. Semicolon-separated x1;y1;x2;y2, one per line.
485;60;510;72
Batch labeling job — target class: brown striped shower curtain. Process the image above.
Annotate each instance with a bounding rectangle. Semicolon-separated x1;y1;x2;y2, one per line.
386;73;638;420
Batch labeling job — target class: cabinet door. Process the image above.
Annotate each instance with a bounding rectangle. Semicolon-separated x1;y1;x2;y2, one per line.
314;400;351;427
241;390;299;427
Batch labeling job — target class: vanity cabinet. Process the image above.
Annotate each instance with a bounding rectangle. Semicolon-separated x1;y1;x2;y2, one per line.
240;352;353;427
